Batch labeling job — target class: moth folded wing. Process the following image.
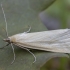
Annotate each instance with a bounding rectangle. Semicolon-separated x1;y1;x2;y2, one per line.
9;29;70;53
20;31;70;53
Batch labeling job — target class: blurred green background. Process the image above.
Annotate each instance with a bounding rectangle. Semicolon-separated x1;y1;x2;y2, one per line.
0;0;70;70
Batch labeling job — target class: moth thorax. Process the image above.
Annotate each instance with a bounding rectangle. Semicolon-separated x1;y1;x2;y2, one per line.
8;36;16;43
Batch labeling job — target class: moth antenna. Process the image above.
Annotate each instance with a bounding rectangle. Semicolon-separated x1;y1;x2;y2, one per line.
0;27;7;39
1;3;9;37
22;47;36;63
11;43;15;64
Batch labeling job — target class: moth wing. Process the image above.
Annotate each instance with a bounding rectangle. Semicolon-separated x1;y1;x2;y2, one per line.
13;29;70;53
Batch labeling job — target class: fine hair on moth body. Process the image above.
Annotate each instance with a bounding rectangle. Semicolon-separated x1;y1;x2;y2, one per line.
0;4;36;64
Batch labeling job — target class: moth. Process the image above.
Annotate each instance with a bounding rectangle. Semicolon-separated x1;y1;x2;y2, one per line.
1;4;70;64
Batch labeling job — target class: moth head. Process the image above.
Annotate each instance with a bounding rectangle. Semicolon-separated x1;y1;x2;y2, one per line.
3;38;11;43
3;36;15;43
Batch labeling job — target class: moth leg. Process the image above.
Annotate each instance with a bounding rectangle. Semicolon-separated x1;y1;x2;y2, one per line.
0;43;10;49
10;43;15;64
22;47;36;63
24;26;31;33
